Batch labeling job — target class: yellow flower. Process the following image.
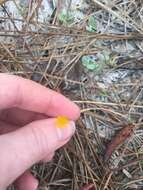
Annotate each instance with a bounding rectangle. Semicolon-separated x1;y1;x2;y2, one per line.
55;116;69;128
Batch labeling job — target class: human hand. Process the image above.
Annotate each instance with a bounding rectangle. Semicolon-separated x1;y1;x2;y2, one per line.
0;74;80;190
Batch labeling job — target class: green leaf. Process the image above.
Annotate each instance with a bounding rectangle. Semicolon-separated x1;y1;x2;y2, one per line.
99;89;108;96
96;51;116;67
86;16;96;32
139;160;143;167
97;52;110;62
58;10;66;24
58;10;74;25
88;16;96;29
81;56;99;71
86;25;94;32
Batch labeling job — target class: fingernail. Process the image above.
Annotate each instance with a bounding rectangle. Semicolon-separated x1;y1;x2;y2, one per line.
56;121;76;141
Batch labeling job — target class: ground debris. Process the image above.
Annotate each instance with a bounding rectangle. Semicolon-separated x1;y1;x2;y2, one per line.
1;0;143;189
104;124;135;163
80;184;94;190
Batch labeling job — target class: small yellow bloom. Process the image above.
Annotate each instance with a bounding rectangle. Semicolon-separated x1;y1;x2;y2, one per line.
55;116;69;128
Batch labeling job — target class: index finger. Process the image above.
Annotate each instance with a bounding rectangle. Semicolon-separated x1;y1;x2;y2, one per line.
0;74;80;120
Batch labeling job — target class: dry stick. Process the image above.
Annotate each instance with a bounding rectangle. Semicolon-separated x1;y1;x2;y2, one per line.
57;38;80;89
55;32;100;78
0;42;18;63
1;5;38;75
102;172;113;190
72;135;86;190
72;157;78;190
83;111;120;126
0;15;85;33
6;48;97;58
47;40;72;88
85;131;105;175
129;88;143;114
2;13;143;39
21;0;44;75
64;38;97;76
124;176;143;187
6;70;84;85
1;29;143;40
64;147;73;166
0;37;99;56
75;100;143;109
47;155;63;186
39;48;55;83
112;157;143;172
132;140;142;171
81;107;127;118
2;15;143;38
9;12;43;79
99;171;112;190
79;122;104;173
92;0;143;34
114;82;143;87
0;42;24;71
74;132;98;189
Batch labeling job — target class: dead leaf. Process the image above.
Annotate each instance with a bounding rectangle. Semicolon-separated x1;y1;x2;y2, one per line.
105;124;135;162
0;0;7;5
80;184;94;190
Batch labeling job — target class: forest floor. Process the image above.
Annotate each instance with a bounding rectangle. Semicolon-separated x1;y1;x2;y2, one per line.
1;0;143;189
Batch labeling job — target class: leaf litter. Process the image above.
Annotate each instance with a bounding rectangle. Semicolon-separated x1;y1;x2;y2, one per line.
1;0;143;189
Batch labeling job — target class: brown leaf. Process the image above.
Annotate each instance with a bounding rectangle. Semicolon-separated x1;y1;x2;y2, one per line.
105;124;135;162
0;0;7;5
80;184;94;190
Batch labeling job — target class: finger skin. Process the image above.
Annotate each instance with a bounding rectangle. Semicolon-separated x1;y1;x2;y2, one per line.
0;118;75;188
0;120;18;134
0;120;55;162
0;120;53;189
0;74;79;189
0;74;80;120
0;108;46;126
42;152;55;162
14;171;38;190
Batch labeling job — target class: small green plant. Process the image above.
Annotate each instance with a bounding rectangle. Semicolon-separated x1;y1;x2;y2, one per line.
139;160;143;169
81;51;115;72
97;51;116;67
97;51;110;65
86;15;96;32
81;55;101;72
58;9;74;25
99;89;108;97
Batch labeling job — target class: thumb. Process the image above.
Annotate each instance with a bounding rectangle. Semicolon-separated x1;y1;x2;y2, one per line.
0;118;75;188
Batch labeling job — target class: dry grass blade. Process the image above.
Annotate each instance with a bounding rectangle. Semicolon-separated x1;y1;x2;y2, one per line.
92;0;143;34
